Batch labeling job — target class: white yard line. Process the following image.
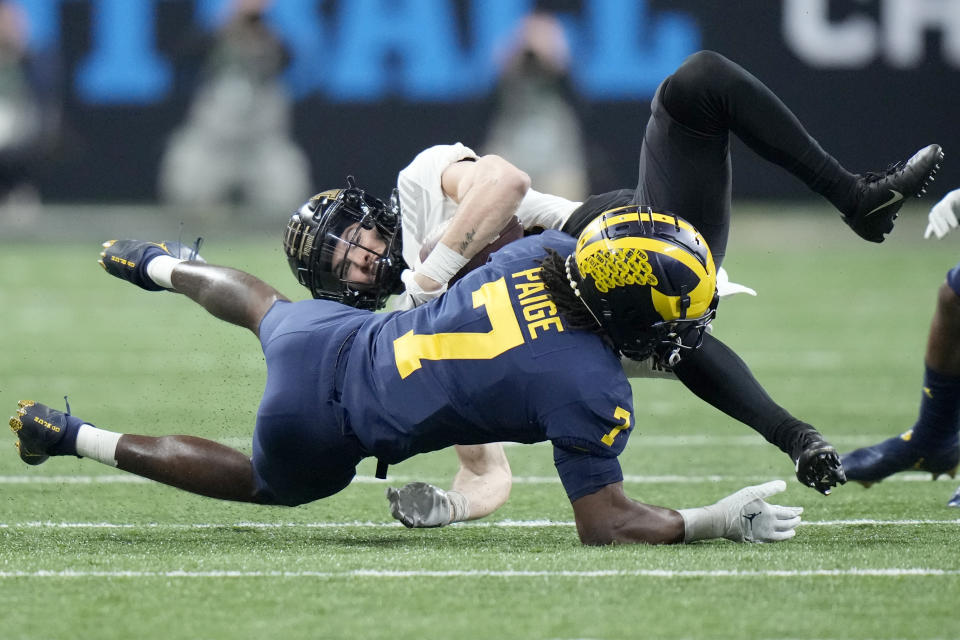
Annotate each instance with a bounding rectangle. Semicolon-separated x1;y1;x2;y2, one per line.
0;568;957;579
2;521;957;580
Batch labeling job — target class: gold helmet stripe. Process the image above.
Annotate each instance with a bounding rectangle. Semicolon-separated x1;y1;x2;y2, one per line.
576;209;702;253
650;285;714;323
312;189;343;203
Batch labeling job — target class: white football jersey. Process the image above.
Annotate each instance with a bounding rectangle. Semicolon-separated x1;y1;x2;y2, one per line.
395;143;581;272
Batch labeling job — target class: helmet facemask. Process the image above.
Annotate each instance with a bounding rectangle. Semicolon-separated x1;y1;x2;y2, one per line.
283;179;406;310
618;300;718;365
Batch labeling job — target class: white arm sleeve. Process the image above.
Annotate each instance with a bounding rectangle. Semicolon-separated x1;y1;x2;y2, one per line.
515;188;580;231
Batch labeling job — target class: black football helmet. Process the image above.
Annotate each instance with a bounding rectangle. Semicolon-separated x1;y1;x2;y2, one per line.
568;206;719;364
283;178;406;310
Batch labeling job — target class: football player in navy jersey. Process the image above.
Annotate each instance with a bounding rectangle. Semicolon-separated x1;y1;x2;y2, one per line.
10;209;841;545
285;50;941;526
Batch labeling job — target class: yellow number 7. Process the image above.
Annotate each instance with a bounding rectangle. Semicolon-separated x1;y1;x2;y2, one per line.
601;407;631;446
394;278;525;379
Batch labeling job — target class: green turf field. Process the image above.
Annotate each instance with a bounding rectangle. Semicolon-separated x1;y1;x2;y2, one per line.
1;203;958;640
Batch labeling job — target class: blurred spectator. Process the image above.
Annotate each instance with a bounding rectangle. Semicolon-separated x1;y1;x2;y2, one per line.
0;0;60;219
158;0;310;214
481;11;589;201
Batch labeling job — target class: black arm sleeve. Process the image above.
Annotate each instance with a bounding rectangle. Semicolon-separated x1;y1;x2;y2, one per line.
670;332;817;459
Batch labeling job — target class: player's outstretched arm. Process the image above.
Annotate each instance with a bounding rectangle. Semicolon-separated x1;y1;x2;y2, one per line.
99;239;288;336
571;482;684;545
571;480;802;545
386;443;512;527
449;443;512;518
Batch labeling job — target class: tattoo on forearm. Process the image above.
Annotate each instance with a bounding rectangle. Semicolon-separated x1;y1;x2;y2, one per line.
459;229;476;253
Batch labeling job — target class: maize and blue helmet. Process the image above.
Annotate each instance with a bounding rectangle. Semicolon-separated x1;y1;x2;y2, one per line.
567;206;719;364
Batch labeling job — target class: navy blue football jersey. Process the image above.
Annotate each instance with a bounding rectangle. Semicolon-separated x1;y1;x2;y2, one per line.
339;231;636;500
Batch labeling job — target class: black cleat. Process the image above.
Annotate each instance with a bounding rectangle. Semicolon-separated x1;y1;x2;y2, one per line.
99;239;204;291
8;400;81;465
843;144;944;243
840;429;959;488
794;441;846;495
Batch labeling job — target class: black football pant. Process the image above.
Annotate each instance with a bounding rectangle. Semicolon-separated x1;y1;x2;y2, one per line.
634;50;855;265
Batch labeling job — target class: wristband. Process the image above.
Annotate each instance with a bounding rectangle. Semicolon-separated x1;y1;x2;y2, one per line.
75;424;122;467
145;255;184;290
446;490;470;524
417;242;469;287
677;505;724;542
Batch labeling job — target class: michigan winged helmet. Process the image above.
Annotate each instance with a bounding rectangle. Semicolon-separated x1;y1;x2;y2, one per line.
567;206;719;364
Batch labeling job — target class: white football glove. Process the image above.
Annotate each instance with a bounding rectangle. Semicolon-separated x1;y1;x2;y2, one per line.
386;482;453;528
716;266;756;299
924;189;960;240
679;480;803;543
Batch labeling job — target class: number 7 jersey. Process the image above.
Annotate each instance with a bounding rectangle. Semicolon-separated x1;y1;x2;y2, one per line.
340;231;636;500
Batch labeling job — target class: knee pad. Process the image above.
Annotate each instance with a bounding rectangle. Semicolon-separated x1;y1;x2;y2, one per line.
673;50;736;86
661;51;741;133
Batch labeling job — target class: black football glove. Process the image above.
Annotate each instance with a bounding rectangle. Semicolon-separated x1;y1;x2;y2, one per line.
791;427;846;495
99;239;204;291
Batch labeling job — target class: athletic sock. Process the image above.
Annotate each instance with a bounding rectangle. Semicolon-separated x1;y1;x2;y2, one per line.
910;365;960;446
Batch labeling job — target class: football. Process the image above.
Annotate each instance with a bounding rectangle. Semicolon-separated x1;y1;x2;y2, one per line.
419;215;524;284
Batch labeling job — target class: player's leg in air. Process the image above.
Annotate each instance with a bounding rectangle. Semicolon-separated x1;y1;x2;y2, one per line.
842;262;960;499
8;240;289;504
635;50;942;267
